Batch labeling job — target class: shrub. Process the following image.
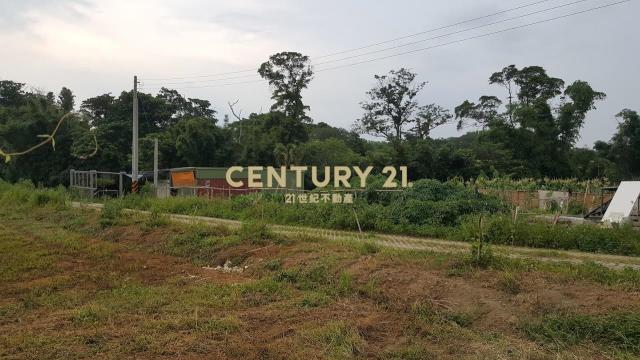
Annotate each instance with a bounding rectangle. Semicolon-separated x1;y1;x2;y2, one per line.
142;210;169;229
100;201;124;228
92;179;508;238
457;215;640;257
239;220;272;244
497;272;522;295
460;214;498;268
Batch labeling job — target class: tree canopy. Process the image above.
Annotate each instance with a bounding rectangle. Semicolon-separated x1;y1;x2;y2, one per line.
0;62;636;187
455;65;607;178
258;52;314;123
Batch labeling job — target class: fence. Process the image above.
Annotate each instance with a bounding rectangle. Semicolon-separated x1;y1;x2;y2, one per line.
170;185;310;199
70;169;125;198
479;188;613;213
168;185;404;200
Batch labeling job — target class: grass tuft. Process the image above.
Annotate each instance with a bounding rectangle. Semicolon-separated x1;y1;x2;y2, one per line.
239;220;273;244
304;321;364;358
497;272;522;295
522;312;640;354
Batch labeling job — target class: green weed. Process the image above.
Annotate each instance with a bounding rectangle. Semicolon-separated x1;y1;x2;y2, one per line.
304;321;364;359
522;312;640;354
71;305;110;326
196;316;243;334
300;292;332;308
239;220;273;244
497;272;522;295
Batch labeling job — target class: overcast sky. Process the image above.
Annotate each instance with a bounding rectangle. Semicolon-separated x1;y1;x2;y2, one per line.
1;0;638;147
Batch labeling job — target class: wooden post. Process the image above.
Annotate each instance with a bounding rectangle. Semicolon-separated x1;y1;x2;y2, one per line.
477;215;484;263
583;181;590;216
119;172;124;197
353;207;362;234
89;170;95;197
153;138;158;197
132;75;139;187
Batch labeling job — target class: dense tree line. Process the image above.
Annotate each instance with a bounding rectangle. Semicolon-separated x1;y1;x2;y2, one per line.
0;52;638;186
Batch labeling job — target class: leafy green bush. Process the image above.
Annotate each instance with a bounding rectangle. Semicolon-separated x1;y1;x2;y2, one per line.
239;220;272;244
142;210;169;229
457;215;640;256
99;201;124;228
459;214;499;268
96;179;506;237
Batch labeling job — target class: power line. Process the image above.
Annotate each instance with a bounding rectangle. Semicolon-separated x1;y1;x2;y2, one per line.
140;0;629;90
139;79;266;91
142;68;257;81
314;0;560;59
315;0;630;73
314;0;593;67
144;0;593;87
141;0;567;82
141;73;259;86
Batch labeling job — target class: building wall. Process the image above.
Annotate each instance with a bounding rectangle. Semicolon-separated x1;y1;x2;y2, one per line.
170;167;299;198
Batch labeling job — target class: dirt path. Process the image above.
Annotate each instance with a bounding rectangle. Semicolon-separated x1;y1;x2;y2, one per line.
72;202;640;271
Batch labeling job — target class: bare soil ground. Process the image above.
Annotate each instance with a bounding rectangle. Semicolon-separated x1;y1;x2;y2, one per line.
1;204;639;359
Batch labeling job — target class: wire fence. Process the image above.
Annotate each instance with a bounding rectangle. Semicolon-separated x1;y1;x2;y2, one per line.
168;185;405;200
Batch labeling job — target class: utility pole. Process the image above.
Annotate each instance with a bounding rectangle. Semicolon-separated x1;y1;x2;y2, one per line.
132;75;139;193
153;138;158;196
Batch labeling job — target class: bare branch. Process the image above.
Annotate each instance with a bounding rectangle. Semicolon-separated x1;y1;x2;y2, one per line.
228;99;243;121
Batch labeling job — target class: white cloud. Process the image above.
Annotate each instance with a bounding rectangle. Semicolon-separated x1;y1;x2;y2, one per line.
2;0;288;74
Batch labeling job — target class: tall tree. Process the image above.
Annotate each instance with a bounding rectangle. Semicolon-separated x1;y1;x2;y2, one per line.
258;52;313;122
489;65;517;122
228;111;308;165
58;87;75;112
173;117;229;167
455;96;503;130
0;80;26;107
273;143;304;166
412;104;453;139
354;68;426;142
455;65;605;178
188;98;216;120
608;109;640;177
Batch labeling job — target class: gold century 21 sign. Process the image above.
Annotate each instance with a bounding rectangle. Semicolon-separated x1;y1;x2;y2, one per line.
225;166;411;189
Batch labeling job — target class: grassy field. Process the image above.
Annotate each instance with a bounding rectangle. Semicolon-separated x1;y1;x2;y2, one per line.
1;185;640;358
